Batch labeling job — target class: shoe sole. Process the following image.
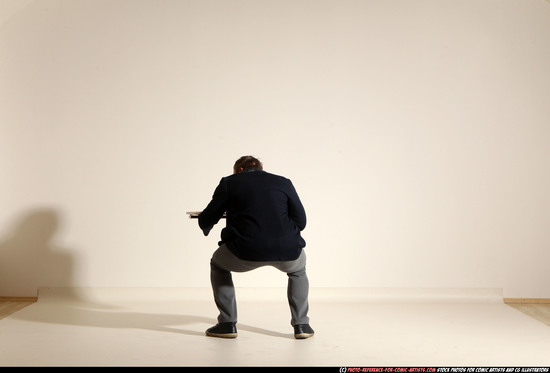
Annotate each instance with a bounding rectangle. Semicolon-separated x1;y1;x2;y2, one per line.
205;331;238;338
294;333;314;339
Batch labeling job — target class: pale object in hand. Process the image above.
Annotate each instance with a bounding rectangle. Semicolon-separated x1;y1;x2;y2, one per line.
186;211;226;219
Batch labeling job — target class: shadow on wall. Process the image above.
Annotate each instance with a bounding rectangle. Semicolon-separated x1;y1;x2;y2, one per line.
0;208;75;297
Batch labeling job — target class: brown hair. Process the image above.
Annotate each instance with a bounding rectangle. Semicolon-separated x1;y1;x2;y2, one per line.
233;155;263;173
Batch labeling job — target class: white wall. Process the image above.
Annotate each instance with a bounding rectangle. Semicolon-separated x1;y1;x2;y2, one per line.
1;0;549;298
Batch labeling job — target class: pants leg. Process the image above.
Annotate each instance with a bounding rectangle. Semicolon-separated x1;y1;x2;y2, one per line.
210;261;237;323
286;267;310;326
270;252;310;326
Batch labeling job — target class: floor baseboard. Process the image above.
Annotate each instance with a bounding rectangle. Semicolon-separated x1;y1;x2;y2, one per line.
504;298;550;304
0;296;38;301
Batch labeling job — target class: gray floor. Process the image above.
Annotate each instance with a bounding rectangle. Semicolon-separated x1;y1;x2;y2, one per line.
1;287;550;367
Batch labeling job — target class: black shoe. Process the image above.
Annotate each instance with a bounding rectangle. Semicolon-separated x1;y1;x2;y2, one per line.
294;324;314;339
205;322;238;338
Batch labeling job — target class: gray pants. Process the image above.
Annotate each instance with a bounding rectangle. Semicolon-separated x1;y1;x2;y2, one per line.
210;244;310;326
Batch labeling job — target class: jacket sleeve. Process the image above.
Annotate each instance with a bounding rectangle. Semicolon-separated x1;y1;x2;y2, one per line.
287;180;307;231
198;178;228;236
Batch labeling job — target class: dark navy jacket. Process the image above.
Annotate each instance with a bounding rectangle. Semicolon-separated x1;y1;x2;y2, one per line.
199;169;306;261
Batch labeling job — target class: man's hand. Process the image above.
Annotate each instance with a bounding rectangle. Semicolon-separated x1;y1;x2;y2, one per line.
202;226;212;236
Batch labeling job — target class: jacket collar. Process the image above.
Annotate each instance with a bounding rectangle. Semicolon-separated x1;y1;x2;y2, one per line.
243;167;262;173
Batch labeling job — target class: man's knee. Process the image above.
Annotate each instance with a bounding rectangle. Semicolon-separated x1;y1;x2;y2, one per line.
210;260;230;274
288;267;307;277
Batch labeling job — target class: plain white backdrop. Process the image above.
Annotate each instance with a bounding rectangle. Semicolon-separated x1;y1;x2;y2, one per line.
1;0;549;297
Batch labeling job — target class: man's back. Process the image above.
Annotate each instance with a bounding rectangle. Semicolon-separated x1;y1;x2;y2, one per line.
199;170;306;261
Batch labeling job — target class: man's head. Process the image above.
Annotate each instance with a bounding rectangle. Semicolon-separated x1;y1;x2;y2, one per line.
233;155;263;174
